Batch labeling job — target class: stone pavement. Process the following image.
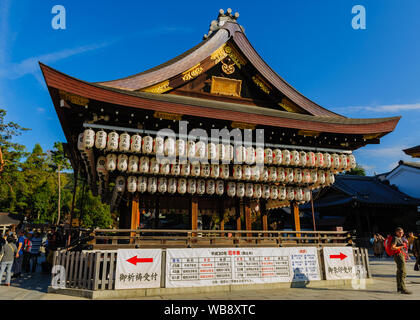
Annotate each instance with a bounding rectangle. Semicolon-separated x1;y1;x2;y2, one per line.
1;255;420;300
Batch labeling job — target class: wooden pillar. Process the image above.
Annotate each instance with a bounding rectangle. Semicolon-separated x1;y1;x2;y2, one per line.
244;201;252;238
260;200;268;237
191;196;198;237
292;201;301;238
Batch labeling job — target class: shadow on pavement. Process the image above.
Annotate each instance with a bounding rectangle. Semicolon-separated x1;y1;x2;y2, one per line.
291;286;397;295
10;255;51;293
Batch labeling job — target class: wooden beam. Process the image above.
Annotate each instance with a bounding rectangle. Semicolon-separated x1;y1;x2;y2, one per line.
292;201;301;238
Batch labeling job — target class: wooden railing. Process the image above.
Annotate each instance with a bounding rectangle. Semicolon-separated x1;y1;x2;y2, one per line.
52;247;370;291
90;229;351;250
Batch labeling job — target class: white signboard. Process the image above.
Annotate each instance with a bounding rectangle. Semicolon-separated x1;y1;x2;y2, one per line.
288;247;321;282
323;247;355;280
115;249;162;289
166;247;292;288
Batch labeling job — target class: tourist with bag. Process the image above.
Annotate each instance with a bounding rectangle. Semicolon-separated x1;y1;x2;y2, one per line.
12;230;25;279
22;232;32;273
0;236;17;286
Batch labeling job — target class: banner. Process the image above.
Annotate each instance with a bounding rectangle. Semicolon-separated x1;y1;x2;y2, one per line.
288;247;321;281
323;247;355;280
166;247;294;288
115;249;162;289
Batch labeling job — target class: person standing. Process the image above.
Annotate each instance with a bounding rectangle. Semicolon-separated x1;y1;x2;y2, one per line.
12;230;25;278
407;232;417;257
412;233;420;271
0;236;17;286
22;232;32;273
30;232;42;273
373;234;385;259
392;227;412;294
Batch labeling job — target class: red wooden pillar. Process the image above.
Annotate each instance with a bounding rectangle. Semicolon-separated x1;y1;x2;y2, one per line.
292;201;301;238
130;195;140;244
245;202;252;238
191;196;198;237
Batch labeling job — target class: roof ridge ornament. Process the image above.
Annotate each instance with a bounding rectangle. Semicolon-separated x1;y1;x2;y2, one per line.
203;8;242;40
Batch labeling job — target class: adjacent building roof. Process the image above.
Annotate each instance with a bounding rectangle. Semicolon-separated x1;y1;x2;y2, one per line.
403;145;420;158
0;212;21;226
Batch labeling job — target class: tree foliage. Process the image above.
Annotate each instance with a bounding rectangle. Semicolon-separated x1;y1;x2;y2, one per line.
345;164;366;176
0;108;113;228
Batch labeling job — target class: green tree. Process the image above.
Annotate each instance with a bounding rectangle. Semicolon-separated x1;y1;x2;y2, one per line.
345;164;366;176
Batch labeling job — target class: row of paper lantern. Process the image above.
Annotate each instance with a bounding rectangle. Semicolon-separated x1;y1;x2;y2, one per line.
79;130;356;169
114;175;312;201
97;156;336;185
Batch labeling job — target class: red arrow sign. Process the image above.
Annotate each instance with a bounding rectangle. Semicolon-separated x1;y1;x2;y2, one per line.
329;252;347;261
126;256;154;266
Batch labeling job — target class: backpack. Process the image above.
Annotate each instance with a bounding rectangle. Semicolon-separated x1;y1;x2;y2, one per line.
23;238;32;253
384;235;406;257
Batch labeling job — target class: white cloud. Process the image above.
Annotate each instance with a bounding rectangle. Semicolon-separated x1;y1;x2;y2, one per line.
36;107;46;114
332;103;420;114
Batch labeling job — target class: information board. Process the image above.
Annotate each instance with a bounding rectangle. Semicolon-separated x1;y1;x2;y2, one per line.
115;249;162;289
165;247;292;287
288;247;321;281
323;247;355;280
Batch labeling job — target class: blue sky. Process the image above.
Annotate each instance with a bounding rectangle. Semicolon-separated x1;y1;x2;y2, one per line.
1;0;419;175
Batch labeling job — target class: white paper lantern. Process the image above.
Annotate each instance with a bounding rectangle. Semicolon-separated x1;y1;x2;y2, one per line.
327;172;335;184
83;129;95;149
142;136;154;154
157;177;167;193
130;134;142;153
282;150;291;165
197;179;206;195
139;156;150;173
295;188;304;201
115;176;126;193
200;163;210;178
307;152;316;167
317;170;326;184
245;183;254;197
127;155;139;173
187;141;196;159
233;165;242;180
191;163;201;177
206;180;216;195
77;133;85;151
251;165;261;181
270;185;278;199
262;185;270;199
278;186;286;200
302;169;311;184
227;182;236;197
263;148;273;165
286;187;294;201
303;188;311;202
285;168;294;183
147;177;157;194
299;151;307;167
324;153;332;168
160;162;170;175
107;132;119;151
95;130;107;150
117;154;128;172
268;166;277;182
310;169;318;183
315;152;324;168
235;146;246;164
171;163;180;176
349;154;356;169
290;150;300;166
106;154;117;171
226;145;234;162
210;164;220;178
181;163;191;176
119;132;130;152
276;167;286;182
168;178;177;194
332;153;340;169
177;178;187;194
242;165;252;180
236;182;245;198
273;149;283;165
245;146;256;164
137;176;147;193
220;164;230;179
96;156;107;174
154;136;164;156
217;144;226;162
163;137;175;157
254;184;262;198
293;168;303;184
187;178;196;194
216;180;224;195
127;176;137;193
340;154;348;170
260;166;269;182
195;141;206;159
208;143;217;161
176;140;186;157
148;158;159;174
256;147;264;165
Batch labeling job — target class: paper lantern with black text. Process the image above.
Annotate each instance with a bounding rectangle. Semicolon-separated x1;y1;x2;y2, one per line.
107;132;119;151
142;136;154;154
158;177;167;193
95;130;107;150
83;128;95;149
220;164;230;179
317;170;326;184
160;162;170;175
187;179;196;194
307;152;316;167
349;154;356;169
286;187;294;201
235;146;246;164
128;155;139;173
251;165;261;181
77;133;85;151
282;149;291;165
168;178;177;194
139;156;149;173
106;154;117;171
315;152;324;168
211;164;220;178
264;148;273;164
270;185;278;199
323;153;332;168
285;168;294;183
208;143;217;161
243;165;252;180
262;184;270;199
260;166;268;182
310;169;318;184
119;132;130;152
96;156;107;174
117;154;128;172
295;188;304;201
273;149;283;165
245;183;254;198
130;134;142;153
245;146;256;164
278;186;286;200
302;169;311;184
206;180;215;195
216;180;224;195
149;158;160;174
191;163;201;177
177;178;187;194
115;176;126;193
148;177;157;194
171;163;180;176
236;182;245;198
217;144;226;162
195;141;206;159
290;150;300;166
137;176;147;193
254;184;262;198
201;163;210;178
181;163;191;176
227;182;236;197
233;165;242;180
256;147;264;165
176;139;186;157
304;188;311;202
276;167;286;182
299;151;307;167
127;176;137;193
268;166;277;182
197;179;206;195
